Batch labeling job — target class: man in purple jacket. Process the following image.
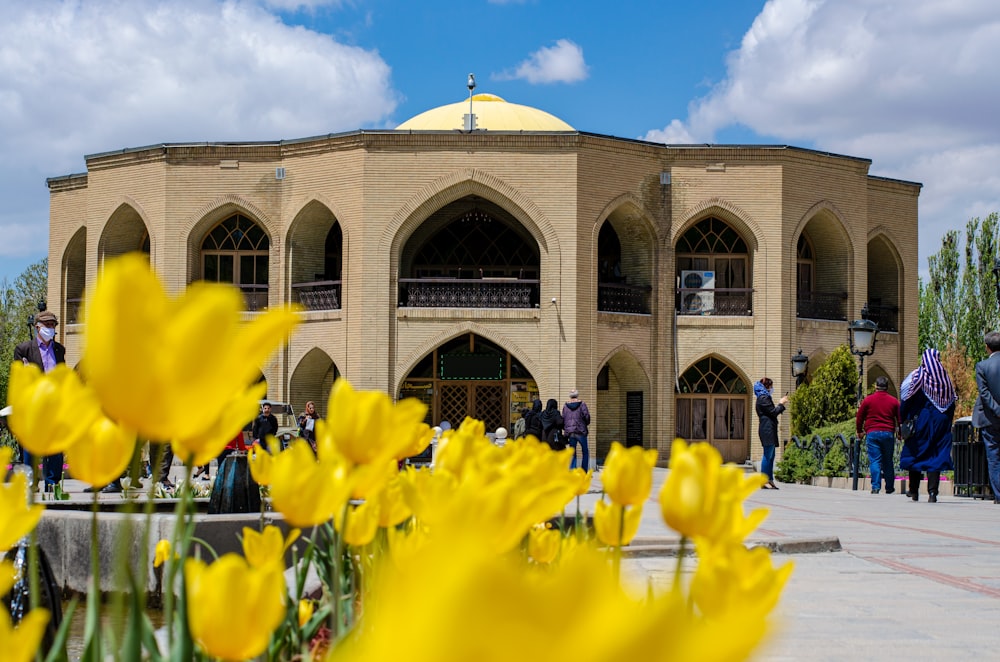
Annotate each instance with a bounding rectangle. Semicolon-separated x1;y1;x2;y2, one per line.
562;389;591;471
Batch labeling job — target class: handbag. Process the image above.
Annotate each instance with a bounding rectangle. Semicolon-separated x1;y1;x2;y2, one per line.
899;417;917;440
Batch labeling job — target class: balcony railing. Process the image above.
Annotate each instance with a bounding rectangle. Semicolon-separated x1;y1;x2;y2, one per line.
398;278;539;308
865;304;898;332
240;285;268;312
797;291;847;321
598;282;652;314
676;288;754;316
65;298;83;324
291;280;341;311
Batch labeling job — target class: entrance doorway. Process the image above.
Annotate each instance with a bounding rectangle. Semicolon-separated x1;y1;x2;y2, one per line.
399;333;538;431
676;357;749;463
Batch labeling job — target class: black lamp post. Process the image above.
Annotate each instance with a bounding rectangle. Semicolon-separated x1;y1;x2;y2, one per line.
791;349;809;387
848;304;879;491
26;299;45;341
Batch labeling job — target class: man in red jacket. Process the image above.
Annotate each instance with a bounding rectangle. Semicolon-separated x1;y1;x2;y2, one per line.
856;376;901;494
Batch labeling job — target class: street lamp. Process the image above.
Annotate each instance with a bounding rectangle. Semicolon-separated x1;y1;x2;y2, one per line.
790;349;809;387
26;299;45;341
847;304;879;491
848;305;879;404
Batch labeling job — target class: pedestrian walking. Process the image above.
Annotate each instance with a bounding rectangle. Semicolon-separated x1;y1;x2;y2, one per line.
973;331;1000;503
856;375;900;494
900;348;956;503
523;400;544;440
754;377;788;490
562;389;591;471
539;398;565;451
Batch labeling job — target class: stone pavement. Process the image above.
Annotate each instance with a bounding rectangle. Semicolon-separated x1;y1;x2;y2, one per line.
578;468;1000;661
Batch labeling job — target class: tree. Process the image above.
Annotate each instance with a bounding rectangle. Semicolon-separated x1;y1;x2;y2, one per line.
0;259;49;408
789;345;858;437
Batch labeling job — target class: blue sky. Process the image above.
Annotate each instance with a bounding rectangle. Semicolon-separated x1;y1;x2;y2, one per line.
1;0;999;284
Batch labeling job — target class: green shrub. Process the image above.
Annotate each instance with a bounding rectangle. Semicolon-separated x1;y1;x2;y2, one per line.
775;444;819;484
811;419;856;441
790;345;858;437
819;442;848;477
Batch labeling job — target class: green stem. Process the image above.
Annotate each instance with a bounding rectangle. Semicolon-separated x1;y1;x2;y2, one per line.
612;503;625;582
674;536;688;596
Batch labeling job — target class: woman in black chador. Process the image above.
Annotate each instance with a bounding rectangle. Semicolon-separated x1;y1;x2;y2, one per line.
539;398;565;451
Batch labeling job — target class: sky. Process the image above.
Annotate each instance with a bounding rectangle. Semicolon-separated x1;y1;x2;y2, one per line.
1;0;999;284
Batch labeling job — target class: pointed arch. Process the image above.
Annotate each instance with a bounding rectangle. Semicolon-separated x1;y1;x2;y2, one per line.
395;321;539;394
62;226;87;324
674;198;762;252
384;169;558;264
289;347;339;415
794;200;854;322
98;201;151;266
286;198;345;310
675;353;751;463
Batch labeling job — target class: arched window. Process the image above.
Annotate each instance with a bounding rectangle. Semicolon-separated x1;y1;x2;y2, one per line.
676;217;750;316
202;214;269;310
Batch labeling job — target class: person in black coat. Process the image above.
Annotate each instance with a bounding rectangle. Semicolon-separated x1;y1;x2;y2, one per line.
539;398;565;451
754;377;789;490
523;399;544;440
12;310;66;491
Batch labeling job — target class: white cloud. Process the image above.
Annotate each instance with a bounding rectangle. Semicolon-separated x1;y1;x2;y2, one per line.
643;0;1000;273
494;39;589;84
260;0;343;9
0;0;398;260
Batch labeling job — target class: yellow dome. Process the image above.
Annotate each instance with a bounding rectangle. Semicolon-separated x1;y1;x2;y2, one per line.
396;94;574;132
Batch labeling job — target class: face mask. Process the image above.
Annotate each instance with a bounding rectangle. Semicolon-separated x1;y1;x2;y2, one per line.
38;326;56;342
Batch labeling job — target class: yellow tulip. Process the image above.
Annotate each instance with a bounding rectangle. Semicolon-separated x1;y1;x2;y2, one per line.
186;554;285;661
335;501;380;547
242;525;300;570
171;383;265;466
7;363;101;456
601;442;658;506
528;526;560;564
659;439;767;544
374;474;413;528
593;500;643;547
82;253;299;444
0;605;50;662
64;417;136;488
396;422;435;461
269;441;353;527
317;379;428;466
349;458;397;500
298;599;314;628
153;540;173;568
570;468;593;497
691;540;794;620
327;527;767;662
248;442;277;485
0;473;44;552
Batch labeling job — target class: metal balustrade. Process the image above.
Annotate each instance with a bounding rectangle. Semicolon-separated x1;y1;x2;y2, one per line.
598;282;651;314
796;291;848;321
675;288;754;316
398;278;539;308
291;280;341;311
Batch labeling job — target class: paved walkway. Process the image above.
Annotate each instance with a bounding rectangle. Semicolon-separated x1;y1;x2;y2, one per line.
581;469;1000;661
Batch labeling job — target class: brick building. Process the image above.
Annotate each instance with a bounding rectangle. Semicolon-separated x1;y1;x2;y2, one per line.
46;93;919;464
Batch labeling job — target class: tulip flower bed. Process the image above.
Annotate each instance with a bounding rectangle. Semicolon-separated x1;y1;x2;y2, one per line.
1;254;792;661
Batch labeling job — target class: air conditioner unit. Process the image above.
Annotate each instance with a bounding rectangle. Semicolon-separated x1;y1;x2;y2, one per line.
680;270;715;313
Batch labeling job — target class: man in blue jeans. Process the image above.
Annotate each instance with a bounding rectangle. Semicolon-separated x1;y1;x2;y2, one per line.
562;389;591;471
973;331;1000;504
856;376;900;494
